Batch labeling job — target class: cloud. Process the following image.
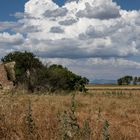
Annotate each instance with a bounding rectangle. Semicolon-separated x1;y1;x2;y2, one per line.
59;19;78;26
0;32;24;58
20;0;140;59
50;26;64;33
13;12;25;18
41;57;140;80
0;21;19;31
0;0;140;79
66;0;79;3
76;1;121;19
0;32;24;45
44;8;68;17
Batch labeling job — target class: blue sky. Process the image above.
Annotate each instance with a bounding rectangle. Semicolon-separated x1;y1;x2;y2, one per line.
114;0;140;10
0;0;140;80
0;0;27;21
0;0;140;21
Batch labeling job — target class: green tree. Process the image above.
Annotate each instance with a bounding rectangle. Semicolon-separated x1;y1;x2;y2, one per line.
1;51;89;93
117;76;133;85
124;76;133;85
117;78;123;85
137;77;140;84
46;64;89;92
1;51;43;91
133;77;138;85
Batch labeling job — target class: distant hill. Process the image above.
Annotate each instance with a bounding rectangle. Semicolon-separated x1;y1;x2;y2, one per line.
90;79;117;84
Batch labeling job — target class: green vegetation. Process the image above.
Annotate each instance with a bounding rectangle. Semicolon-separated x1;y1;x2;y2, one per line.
117;76;133;85
133;76;140;85
2;51;44;92
117;75;140;85
1;51;89;92
46;65;89;92
102;120;110;140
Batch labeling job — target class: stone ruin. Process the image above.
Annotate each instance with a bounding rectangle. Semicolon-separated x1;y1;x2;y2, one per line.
0;62;15;90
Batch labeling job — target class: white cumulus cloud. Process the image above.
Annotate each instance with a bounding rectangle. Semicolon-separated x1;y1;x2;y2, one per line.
0;0;140;79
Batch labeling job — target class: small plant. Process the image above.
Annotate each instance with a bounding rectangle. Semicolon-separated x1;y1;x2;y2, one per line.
25;99;36;140
59;110;70;140
82;117;91;140
58;93;80;140
97;107;101;121
129;92;132;98
102;120;110;140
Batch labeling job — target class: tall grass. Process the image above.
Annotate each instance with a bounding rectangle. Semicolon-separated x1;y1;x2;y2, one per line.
0;91;140;139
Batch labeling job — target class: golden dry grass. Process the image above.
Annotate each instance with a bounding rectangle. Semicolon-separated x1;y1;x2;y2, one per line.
0;90;140;140
87;84;140;94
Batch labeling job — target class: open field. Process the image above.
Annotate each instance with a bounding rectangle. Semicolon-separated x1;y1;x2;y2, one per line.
0;90;140;140
86;84;140;94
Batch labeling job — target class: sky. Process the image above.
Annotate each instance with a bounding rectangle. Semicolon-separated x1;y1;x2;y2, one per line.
0;0;140;81
0;0;140;21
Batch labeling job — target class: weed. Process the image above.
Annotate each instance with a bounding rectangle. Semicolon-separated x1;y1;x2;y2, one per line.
82;116;91;140
102;120;110;140
97;107;101;121
58;93;80;140
25;99;38;140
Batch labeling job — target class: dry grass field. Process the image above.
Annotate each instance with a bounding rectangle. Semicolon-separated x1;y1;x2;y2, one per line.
0;87;140;140
87;84;140;94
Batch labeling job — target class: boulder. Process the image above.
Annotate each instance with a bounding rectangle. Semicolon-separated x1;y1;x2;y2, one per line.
4;61;16;82
0;62;15;90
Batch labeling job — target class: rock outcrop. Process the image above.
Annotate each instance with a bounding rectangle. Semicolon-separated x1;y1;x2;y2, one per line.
4;62;16;82
0;62;15;90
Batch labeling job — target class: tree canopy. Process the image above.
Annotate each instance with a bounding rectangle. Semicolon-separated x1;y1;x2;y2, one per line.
1;51;89;93
46;64;89;92
117;76;133;85
2;51;43;87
